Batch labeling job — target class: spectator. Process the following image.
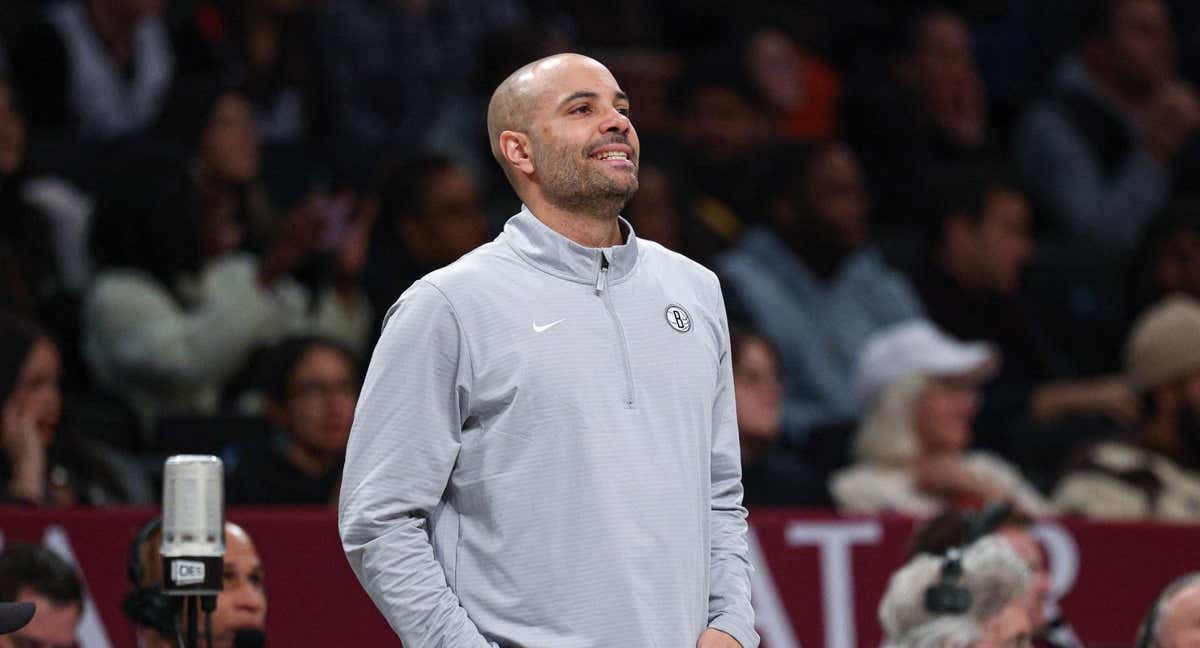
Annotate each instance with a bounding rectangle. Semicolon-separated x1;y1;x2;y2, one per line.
0;542;83;648
362;157;487;326
832;320;1052;516
226;336;358;505
1135;572;1200;648
83;147;371;431
172;0;322;146
843;6;994;230
1014;0;1199;262
909;507;1083;648
157;82;275;254
312;0;526;181
6;0;173;140
718;140;924;435
623;164;686;254
743;26;841;139
125;518;267;648
0;79;63;316
665;61;774;263
0;75;98;396
732;329;830;507
0;312;152;506
1054;295;1200;518
164;81;375;354
1;313;64;505
914;165;1140;465
1128;201;1200;321
879;536;1032;648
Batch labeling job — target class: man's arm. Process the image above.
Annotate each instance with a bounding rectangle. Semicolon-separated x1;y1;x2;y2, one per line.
338;280;494;647
704;283;759;648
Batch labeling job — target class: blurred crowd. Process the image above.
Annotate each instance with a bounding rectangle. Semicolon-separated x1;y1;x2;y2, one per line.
2;0;1200;531
3;0;1200;644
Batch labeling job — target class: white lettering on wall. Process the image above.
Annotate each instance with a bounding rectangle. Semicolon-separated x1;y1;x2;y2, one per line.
786;521;883;648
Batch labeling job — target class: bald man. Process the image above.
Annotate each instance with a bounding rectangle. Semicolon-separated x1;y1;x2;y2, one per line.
339;54;758;648
1137;573;1200;648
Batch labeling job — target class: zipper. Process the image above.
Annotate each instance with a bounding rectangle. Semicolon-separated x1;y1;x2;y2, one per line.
595;253;636;408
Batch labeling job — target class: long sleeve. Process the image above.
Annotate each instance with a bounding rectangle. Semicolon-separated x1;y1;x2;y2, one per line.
1015;104;1168;257
337;280;494;648
82;260;275;391
705;286;759;648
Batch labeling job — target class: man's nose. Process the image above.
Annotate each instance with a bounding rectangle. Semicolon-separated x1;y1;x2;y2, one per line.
599;108;631;134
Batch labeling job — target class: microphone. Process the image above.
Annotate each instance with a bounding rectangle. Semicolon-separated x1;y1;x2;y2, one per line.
161;455;225;596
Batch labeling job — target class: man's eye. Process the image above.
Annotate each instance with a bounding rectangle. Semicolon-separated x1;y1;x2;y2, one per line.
617;107;631;117
571;105;591;115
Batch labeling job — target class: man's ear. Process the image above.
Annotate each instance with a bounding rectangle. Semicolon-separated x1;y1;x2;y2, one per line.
499;131;534;176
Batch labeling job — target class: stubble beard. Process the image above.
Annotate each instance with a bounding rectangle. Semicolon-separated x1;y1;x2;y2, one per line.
537;142;639;220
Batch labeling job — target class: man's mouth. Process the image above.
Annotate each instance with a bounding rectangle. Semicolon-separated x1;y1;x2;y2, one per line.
589;144;635;168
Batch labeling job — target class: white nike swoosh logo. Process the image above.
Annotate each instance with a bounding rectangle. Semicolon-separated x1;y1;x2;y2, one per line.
532;319;566;333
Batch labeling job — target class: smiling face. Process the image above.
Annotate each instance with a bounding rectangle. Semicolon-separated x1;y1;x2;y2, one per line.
490;54;640;217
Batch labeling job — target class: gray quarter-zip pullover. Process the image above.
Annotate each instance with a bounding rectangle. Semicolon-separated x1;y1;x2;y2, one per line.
339;205;757;647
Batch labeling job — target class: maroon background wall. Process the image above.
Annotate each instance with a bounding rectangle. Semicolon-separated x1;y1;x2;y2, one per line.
1;507;1198;647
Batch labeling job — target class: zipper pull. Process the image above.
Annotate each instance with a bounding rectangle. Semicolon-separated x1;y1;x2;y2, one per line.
595;253;610;292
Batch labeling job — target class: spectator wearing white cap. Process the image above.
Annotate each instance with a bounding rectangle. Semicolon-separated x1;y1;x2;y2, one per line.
1053;295;1200;519
832;320;1052;516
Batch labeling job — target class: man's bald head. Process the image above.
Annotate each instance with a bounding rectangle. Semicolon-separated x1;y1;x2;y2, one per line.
486;53;612;165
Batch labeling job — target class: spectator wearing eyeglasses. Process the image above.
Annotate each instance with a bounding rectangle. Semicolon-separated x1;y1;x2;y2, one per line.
225;336;359;506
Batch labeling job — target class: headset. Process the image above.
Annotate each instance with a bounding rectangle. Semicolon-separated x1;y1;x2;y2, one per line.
922;502;1015;616
924;547;972;615
123;516;178;638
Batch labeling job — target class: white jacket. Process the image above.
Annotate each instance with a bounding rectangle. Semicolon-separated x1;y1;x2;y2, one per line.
339;206;757;648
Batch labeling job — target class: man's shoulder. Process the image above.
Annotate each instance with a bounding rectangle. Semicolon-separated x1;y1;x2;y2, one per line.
418;238;522;296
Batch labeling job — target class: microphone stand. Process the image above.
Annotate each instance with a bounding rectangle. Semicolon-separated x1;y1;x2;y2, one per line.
187;596;198;648
173;595;218;648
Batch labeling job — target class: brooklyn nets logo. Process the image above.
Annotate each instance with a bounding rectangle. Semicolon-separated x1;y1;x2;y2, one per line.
665;304;693;333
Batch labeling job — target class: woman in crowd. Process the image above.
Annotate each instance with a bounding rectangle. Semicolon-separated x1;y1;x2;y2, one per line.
1;312;151;505
732;328;830;507
833;320;1052;516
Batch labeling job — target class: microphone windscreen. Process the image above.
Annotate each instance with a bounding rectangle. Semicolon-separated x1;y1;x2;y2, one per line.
0;602;35;634
234;628;266;648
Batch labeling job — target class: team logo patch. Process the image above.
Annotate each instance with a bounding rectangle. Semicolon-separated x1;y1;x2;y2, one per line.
665;304;692;333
